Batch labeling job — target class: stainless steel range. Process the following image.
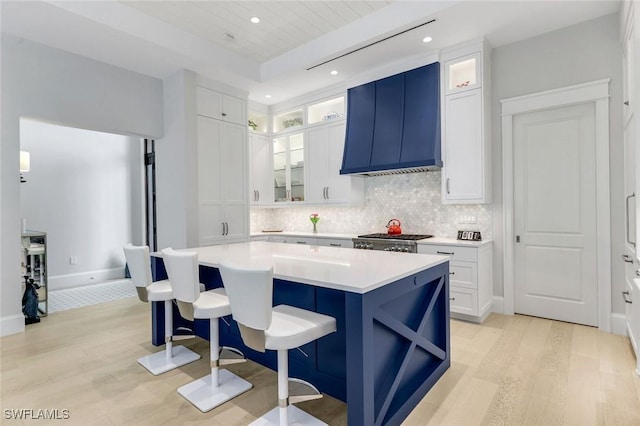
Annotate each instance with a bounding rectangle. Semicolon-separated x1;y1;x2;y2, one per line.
352;233;433;253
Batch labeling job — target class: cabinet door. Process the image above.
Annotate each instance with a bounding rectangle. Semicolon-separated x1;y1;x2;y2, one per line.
625;117;636;251
623;28;634;125
197;87;223;119
443;88;484;203
221;123;247;239
371;74;404;168
197;116;223;244
326;122;352;203
221;94;246;126
249;134;273;205
306;126;330;203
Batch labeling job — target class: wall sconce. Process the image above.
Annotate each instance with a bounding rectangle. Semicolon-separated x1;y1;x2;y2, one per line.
20;151;30;183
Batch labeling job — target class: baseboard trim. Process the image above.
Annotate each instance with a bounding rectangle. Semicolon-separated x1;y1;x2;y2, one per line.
492;296;504;314
611;313;627;336
0;314;25;337
49;267;125;290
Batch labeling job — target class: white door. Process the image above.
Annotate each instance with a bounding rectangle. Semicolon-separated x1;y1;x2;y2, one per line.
513;103;598;326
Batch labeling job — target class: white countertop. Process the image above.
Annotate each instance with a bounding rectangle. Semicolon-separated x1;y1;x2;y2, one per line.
155;241;448;294
251;231;357;239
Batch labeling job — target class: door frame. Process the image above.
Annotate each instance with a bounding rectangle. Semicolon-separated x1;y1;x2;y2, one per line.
501;79;611;331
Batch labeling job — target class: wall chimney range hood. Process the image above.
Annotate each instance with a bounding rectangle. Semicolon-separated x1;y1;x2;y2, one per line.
340;62;441;176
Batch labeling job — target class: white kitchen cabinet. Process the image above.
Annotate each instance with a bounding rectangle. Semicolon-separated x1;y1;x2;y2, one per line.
441;41;491;204
197;86;246;126
444;52;481;95
197;115;248;245
249;133;274;205
315;237;351;248
418;241;492;323
274;132;305;203
306;122;364;204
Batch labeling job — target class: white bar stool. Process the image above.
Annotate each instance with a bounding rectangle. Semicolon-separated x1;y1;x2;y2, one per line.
27;243;45;287
123;244;200;375
218;260;337;426
162;248;252;412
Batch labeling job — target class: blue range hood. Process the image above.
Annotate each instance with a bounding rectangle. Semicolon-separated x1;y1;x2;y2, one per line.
340;62;441;176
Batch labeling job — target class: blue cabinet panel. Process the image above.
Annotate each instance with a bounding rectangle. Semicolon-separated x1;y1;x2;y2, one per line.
342;82;376;172
371;73;405;167
401;62;441;166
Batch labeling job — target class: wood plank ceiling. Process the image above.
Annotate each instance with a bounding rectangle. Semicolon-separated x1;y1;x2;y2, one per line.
120;1;393;63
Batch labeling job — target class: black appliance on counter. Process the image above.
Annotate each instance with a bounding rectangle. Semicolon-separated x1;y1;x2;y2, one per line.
352;233;433;253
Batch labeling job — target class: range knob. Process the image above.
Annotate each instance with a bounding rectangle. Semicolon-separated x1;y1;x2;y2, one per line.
383;247;391;251
366;243;374;250
402;247;411;253
355;243;362;249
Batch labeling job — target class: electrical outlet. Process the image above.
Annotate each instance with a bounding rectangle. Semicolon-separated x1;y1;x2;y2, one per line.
459;215;477;224
69;256;78;265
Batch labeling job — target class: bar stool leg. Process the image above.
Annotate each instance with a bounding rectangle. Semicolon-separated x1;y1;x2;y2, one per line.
278;350;289;426
251;349;327;426
177;317;252;412
165;300;173;362
137;300;200;375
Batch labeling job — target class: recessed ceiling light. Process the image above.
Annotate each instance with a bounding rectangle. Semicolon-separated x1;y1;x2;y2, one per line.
250;16;260;24
265;94;272;99
422;36;433;43
330;70;338;75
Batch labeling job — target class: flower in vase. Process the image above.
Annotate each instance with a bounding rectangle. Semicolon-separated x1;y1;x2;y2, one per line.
309;213;320;225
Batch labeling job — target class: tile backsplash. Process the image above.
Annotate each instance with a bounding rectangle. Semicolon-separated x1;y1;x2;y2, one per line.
250;171;492;240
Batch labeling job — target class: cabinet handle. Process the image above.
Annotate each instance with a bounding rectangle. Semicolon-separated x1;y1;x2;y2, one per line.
296;241;307;244
449;271;455;275
624;101;630;106
446;178;450;194
221;112;227;117
256;190;259;202
437;251;454;255
329;243;341;247
623;254;634;263
626;193;635;247
326;186;329;199
449;297;456;301
222;222;226;236
287;189;291;200
623;290;632;304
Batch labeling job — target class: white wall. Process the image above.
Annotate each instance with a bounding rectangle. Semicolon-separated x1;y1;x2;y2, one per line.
490;14;624;314
1;34;163;336
19;119;143;289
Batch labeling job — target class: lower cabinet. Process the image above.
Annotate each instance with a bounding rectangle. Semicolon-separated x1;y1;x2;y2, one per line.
250;234;352;248
418;241;492;323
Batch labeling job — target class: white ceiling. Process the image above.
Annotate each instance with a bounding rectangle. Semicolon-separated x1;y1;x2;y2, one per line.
1;1;620;105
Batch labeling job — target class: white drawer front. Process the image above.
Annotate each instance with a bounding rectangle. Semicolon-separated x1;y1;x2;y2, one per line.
418;244;478;262
450;286;478;316
316;238;351;248
285;236;317;245
450;261;477;289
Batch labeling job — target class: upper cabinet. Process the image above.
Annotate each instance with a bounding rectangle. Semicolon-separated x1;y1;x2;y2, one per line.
248;110;268;133
441;41;491;204
249;133;273;206
273;132;305;203
197;86;246;126
273;108;304;133
341;62;442;175
444;52;481;95
307;121;364;204
307;96;345;125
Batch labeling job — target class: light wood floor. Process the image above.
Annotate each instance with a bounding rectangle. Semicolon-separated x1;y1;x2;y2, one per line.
1;298;639;425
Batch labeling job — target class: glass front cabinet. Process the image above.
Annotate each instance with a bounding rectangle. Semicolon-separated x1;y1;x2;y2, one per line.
273;132;305;203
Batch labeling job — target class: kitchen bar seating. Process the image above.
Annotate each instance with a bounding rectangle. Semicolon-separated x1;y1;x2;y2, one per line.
123;244;200;375
218;260;337;426
162;248;252;412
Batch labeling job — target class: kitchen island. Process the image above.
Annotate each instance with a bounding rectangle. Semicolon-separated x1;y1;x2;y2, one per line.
150;241;450;425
